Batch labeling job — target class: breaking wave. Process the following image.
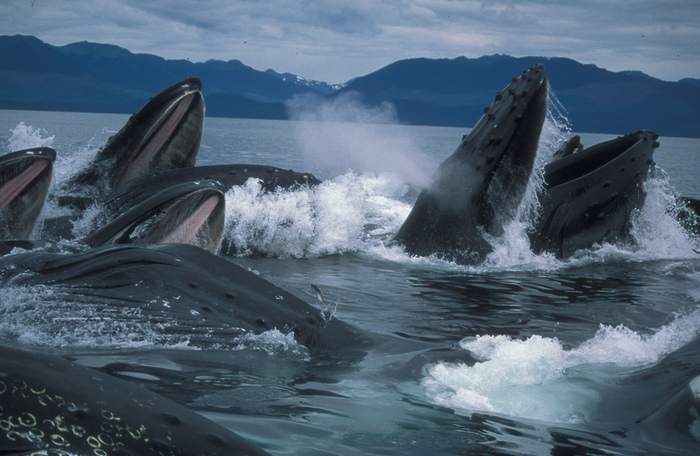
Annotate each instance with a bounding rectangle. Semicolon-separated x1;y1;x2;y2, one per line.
422;300;700;423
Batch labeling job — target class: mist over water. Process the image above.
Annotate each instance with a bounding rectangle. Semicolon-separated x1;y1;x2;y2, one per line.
287;92;438;188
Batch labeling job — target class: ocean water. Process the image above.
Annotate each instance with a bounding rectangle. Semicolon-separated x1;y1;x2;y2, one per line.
2;106;700;455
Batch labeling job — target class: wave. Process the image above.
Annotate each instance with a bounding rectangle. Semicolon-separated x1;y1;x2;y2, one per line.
421;298;700;423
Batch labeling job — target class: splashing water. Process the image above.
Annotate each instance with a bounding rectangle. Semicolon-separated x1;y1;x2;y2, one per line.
422;304;700;423
629;168;700;258
5;122;54;151
234;329;309;358
222;172;413;258
287;92;438;187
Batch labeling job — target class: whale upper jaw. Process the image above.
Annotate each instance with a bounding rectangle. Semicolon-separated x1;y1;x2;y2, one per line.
0;147;56;239
394;64;549;264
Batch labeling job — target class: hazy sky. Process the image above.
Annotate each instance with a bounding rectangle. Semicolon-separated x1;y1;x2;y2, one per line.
2;0;699;84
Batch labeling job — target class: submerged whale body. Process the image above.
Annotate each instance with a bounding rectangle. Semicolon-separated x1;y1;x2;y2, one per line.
394;64;549;264
532;130;660;257
0;147;55;240
0;344;272;456
0;243;369;352
58;77;205;210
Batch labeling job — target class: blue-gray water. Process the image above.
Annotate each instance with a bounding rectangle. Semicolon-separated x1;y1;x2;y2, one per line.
2;108;700;455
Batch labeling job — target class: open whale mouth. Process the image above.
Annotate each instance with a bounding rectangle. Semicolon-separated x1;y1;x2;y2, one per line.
140;187;225;251
532;130;660;257
0;147;56;239
85;180;226;252
544;132;658;189
115;87;204;188
96;77;205;190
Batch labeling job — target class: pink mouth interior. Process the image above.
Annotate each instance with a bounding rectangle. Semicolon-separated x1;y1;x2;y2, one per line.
0;159;49;211
159;194;221;244
116;91;197;188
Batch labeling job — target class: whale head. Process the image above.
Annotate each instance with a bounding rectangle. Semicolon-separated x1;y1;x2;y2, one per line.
0;147;56;239
394;64;549;264
84;179;226;253
72;77;205;197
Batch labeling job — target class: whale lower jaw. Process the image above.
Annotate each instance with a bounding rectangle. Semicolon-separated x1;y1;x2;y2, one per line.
66;77;205;200
140;187;226;252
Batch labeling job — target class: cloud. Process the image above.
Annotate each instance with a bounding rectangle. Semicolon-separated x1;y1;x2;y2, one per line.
1;0;699;82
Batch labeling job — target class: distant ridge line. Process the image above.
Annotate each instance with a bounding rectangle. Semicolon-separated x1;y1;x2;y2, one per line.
1;35;698;137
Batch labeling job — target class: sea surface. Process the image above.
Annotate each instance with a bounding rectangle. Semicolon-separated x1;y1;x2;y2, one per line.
2;106;700;455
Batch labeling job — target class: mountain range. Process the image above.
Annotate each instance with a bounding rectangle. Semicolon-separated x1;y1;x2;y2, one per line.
1;35;698;138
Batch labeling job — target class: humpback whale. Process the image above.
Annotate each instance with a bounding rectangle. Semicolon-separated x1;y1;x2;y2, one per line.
100;164;322;255
532;130;659;258
84;180;226;252
0;147;56;239
394;64;549;264
0;243;369;352
105;163;321;210
58;77;205;209
0;344;272;456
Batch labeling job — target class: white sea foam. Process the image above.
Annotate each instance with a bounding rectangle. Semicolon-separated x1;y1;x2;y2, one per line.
233;329;309;358
5;122;54;151
222;171;414;258
421;306;700;422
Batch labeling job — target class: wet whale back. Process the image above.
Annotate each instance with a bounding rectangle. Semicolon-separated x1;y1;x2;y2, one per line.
0;343;272;455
